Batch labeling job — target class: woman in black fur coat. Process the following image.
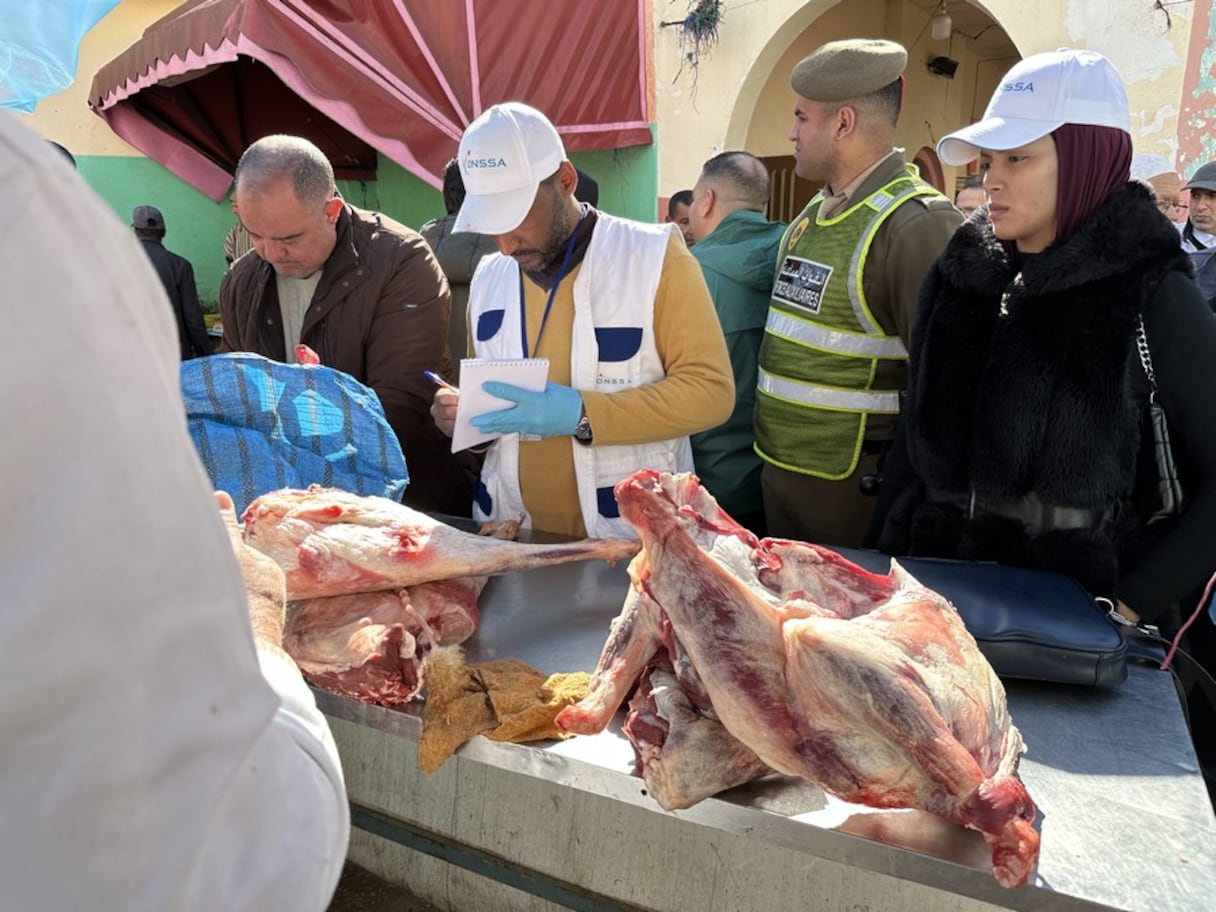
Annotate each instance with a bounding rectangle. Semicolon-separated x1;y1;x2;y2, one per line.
873;47;1216;787
876;47;1216;625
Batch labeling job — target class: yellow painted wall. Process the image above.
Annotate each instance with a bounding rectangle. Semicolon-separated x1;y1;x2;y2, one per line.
653;0;1196;192
15;0;179;155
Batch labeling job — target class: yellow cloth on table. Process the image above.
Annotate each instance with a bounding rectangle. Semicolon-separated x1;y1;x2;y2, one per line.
418;647;591;774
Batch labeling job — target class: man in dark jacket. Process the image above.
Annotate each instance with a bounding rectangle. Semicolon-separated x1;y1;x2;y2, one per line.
687;151;785;534
1180;161;1216;252
219;135;477;515
420;159;498;380
132;205;210;359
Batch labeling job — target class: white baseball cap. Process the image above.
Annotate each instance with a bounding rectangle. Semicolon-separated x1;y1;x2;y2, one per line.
1130;153;1175;182
937;49;1130;166
453;102;567;235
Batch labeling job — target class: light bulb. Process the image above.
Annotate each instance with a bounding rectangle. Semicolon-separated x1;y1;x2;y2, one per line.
931;4;952;41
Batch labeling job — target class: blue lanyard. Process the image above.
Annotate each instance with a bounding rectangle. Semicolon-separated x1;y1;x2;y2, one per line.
519;216;582;359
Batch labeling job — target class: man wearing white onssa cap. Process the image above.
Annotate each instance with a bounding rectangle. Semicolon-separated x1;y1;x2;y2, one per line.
429;102;733;538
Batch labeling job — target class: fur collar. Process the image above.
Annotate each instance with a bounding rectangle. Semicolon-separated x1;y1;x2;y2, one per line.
907;182;1190;509
935;181;1188;298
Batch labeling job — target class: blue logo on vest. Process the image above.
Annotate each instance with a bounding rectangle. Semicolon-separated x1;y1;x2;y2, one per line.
1002;81;1034;93
476;308;505;341
594;327;643;362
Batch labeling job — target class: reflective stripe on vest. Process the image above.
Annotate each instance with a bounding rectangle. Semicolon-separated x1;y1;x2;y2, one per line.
764;309;908;359
756;170;939;479
757;367;901;413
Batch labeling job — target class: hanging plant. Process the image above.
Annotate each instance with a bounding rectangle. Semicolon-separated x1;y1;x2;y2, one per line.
661;0;724;94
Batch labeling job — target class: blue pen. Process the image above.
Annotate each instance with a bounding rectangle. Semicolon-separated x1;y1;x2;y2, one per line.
424;370;458;392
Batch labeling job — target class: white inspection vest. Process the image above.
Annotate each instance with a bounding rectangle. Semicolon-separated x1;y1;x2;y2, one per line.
467;212;693;537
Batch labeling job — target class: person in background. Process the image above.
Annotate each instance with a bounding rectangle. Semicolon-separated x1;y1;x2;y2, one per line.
1180;161;1216;252
871;49;1216;790
48;139;76;167
686;151;786;535
954;175;985;217
421;158;499;380
666;189;696;246
754;38;962;548
430;102;733;539
1173;161;1216;310
224;212;255;267
573;167;600;207
1131;153;1187;227
220;134;478;515
1;110;348;912
133;204;211;360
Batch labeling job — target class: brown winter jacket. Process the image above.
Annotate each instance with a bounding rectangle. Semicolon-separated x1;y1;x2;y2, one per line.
219;204;478;514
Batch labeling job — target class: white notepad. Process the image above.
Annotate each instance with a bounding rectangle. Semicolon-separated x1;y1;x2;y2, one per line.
450;357;550;453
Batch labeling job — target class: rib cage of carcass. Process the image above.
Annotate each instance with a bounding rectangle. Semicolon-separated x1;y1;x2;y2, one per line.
556;470;1041;889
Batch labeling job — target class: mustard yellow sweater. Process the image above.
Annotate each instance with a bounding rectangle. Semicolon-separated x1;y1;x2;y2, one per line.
511;232;734;537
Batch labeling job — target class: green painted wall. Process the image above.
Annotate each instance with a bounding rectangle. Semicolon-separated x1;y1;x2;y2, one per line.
567;127;660;223
77;126;659;308
78;155;237;308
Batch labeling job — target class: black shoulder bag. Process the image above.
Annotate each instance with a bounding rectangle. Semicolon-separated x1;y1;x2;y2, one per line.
1136;315;1186;524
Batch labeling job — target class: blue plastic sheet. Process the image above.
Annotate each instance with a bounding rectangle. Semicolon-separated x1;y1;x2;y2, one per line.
0;1;119;112
181;353;408;516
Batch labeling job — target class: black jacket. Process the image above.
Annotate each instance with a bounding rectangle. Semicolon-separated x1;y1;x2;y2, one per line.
876;182;1216;623
139;237;209;359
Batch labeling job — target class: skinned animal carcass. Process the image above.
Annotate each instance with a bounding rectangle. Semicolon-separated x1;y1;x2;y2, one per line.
265;499;633;707
243;486;640;600
283;572;496;706
283;588;434;706
623;653;771;811
557;470;1040;889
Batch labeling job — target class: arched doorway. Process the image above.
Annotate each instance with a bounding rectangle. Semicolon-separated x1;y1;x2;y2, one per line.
912;146;946;193
712;0;1019;220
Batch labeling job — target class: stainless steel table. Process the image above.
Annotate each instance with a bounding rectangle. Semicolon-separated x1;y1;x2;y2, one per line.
319;555;1216;912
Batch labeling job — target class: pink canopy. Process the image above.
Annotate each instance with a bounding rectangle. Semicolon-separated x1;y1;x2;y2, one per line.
89;0;652;201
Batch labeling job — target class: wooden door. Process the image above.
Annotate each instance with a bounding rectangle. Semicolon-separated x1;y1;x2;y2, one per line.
760;155;821;223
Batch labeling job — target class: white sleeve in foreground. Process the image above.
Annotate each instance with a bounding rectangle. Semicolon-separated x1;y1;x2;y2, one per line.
0;111;349;912
183;643;350;911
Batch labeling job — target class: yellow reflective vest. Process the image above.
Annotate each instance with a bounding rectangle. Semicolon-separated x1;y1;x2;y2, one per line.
755;170;936;479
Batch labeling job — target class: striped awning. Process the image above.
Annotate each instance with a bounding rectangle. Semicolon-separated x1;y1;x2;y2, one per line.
89;0;652;201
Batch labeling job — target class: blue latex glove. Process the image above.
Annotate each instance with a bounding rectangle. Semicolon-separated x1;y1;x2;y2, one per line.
471;381;583;438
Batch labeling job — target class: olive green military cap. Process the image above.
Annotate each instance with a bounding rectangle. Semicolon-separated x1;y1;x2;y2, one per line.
791;38;908;101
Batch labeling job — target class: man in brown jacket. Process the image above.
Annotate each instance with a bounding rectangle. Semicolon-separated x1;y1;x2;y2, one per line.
220;135;476;514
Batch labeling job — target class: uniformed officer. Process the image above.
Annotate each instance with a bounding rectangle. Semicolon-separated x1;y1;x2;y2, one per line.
755;38;963;547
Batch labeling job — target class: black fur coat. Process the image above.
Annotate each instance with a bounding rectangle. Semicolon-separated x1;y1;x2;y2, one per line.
881;182;1192;596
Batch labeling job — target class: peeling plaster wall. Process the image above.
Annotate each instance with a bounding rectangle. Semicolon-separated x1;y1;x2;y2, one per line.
1179;0;1216;176
1062;0;1189;164
654;0;1196;191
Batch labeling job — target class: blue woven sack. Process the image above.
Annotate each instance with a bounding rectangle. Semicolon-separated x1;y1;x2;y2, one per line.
181;353;407;515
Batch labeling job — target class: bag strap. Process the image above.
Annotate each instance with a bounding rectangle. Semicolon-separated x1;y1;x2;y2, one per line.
1135;315;1160;400
1184;221;1210;251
